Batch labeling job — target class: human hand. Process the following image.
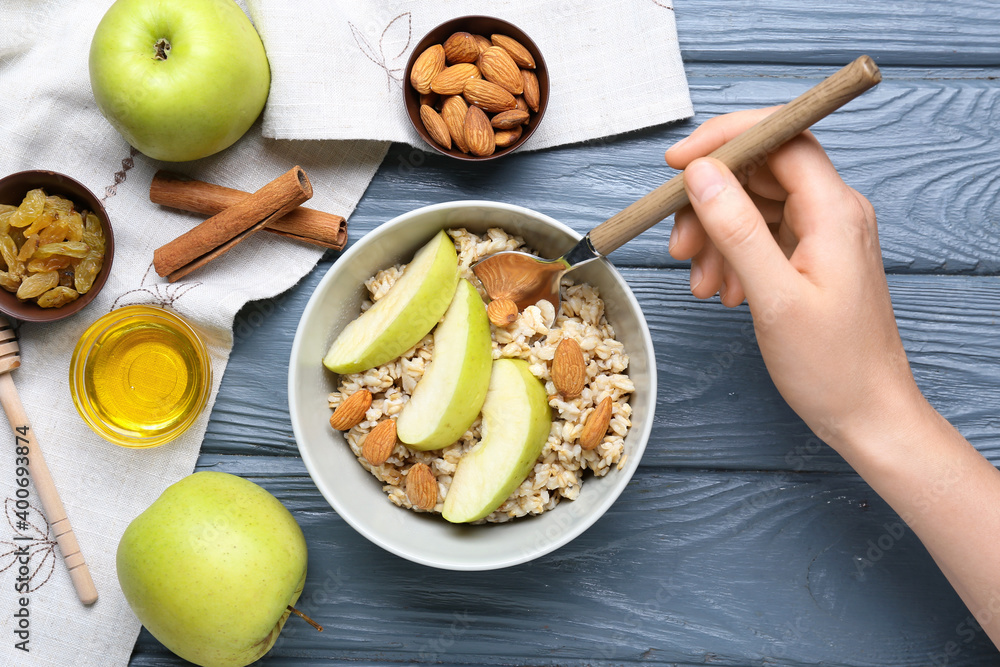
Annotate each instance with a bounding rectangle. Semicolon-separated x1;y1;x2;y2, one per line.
666;108;927;452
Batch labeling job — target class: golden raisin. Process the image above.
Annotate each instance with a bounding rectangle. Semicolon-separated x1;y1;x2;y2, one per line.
0;234;22;275
39;218;70;245
17;234;39;262
0;271;21;292
16;271;58;300
36;286;79;308
8;189;44;228
83;213;105;251
24;211;54;237
27;255;73;273
74;255;102;294
34;241;89;259
65;212;84;242
44;196;71;216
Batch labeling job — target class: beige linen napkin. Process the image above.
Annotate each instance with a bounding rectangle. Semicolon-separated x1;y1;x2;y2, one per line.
0;2;386;665
247;0;693;148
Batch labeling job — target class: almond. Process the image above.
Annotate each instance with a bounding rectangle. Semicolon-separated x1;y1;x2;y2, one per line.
441;95;470;153
552;338;586;398
464;104;496;156
443;32;479;64
472;34;493;55
491;34;535;69
406;463;437;510
478;46;523;95
580;396;613;450
494;125;522;148
491;109;529;130
514;95;530;120
410;45;445;95
329;389;372;430
431;63;481;95
361;419;396;466
420;104;452;149
463;79;516;113
521;69;540;113
487;298;518;327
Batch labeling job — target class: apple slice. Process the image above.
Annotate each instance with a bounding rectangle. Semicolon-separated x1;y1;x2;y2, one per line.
323;230;459;374
442;358;552;523
397;279;493;450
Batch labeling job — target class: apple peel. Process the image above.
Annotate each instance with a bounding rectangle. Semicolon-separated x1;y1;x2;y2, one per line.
397;279;493;450
323;230;459;374
442;358;552;523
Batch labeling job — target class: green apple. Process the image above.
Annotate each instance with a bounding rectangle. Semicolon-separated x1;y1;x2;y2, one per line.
442;359;552;523
89;0;270;161
324;230;460;374
397;279;493;450
117;472;308;667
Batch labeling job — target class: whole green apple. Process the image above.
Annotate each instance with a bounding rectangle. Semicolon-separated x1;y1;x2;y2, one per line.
89;0;271;162
117;471;308;667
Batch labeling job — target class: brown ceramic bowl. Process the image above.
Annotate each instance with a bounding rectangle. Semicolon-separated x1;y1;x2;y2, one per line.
0;170;114;323
404;16;549;161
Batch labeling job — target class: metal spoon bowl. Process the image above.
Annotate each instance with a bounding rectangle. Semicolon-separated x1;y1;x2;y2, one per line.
471;235;599;313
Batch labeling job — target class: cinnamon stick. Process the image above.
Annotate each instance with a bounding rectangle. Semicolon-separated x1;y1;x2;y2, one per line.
153;166;313;282
150;171;347;250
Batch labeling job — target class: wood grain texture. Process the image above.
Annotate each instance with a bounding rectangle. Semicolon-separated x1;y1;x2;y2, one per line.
133;464;1000;666
674;0;1000;66
354;65;1000;275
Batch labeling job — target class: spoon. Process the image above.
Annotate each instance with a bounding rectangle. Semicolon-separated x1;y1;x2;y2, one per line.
473;55;882;315
0;318;98;605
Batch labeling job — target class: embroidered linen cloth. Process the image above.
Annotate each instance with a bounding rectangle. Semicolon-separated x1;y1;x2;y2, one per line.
248;0;693;148
0;0;690;665
0;2;387;665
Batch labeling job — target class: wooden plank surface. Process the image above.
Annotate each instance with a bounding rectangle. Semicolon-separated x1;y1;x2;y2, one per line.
355;65;1000;275
132;462;1000;666
673;0;1000;66
131;0;1000;664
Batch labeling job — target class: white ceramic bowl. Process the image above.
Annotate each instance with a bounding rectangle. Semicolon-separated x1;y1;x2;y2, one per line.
288;201;656;570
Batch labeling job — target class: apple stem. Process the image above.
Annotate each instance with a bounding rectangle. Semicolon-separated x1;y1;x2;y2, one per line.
154;38;171;61
287;605;323;632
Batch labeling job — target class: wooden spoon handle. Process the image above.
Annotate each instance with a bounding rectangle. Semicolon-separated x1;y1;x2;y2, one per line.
588;55;882;256
0;373;98;605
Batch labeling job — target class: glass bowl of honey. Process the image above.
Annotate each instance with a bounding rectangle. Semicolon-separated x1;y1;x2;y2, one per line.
70;305;212;447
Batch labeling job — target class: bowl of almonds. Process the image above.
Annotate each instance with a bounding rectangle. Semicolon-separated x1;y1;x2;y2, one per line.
405;16;549;160
0;170;114;322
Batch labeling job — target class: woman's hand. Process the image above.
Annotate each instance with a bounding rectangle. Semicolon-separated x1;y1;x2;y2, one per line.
666;108;924;453
668;109;1000;650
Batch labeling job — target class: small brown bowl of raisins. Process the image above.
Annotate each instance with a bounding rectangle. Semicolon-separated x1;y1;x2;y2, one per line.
0;170;114;323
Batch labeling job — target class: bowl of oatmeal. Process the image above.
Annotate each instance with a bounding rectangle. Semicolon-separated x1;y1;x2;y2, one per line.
288;201;655;569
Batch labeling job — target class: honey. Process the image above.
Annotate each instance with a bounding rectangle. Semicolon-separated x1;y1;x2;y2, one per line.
70;305;211;447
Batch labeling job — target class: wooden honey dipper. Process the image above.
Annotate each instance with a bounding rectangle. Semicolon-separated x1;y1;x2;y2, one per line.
0;318;97;605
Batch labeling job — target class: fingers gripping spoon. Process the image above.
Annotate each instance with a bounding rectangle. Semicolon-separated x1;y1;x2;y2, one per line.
0;318;98;605
473;55;882;314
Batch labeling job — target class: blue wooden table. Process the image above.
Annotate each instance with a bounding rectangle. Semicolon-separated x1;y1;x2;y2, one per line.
132;2;1000;664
